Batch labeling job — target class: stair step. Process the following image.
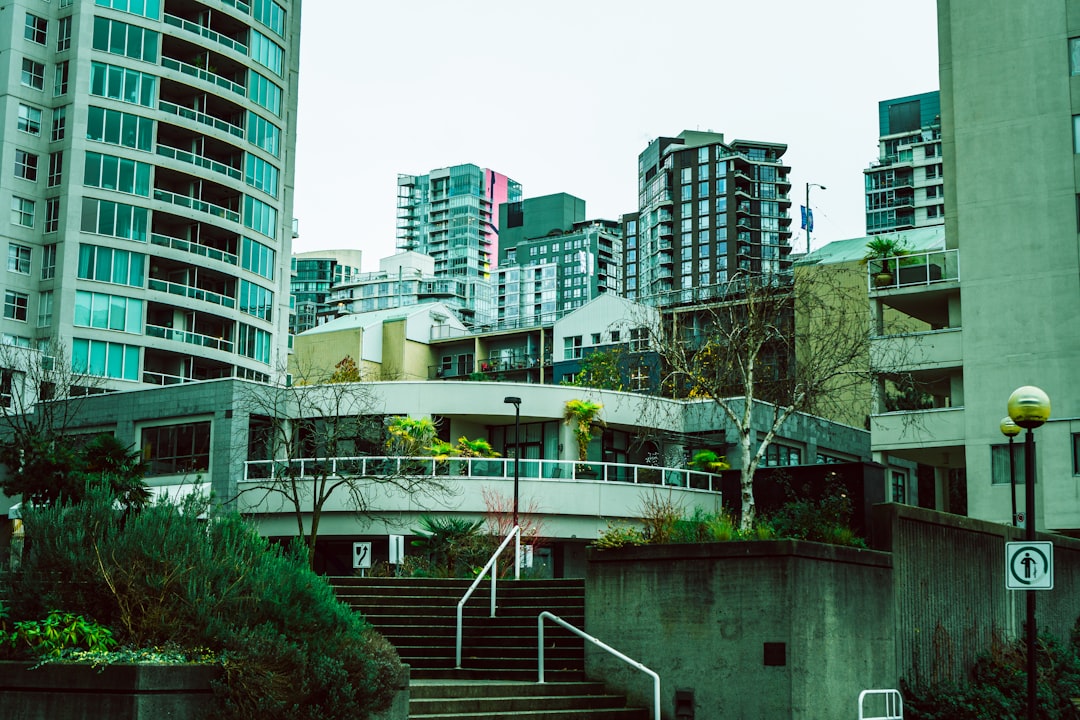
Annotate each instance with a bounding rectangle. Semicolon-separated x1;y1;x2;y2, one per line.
410;681;606;699
410;708;647;720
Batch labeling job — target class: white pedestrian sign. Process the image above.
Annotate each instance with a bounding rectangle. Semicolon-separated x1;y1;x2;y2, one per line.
1006;541;1053;590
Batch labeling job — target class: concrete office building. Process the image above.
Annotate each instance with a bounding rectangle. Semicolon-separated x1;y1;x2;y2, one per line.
396;164;521;279
626;131;793;306
864;92;944;235
871;0;1080;532
1;0;299;387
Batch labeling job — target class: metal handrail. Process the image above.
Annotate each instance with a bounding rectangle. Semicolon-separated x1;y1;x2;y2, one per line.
455;525;520;669
858;688;903;720
538;611;659;720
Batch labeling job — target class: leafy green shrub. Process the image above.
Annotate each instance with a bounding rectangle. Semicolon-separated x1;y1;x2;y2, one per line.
6;611;117;658
766;473;866;548
904;628;1080;719
6;488;401;720
594;522;645;549
410;515;493;577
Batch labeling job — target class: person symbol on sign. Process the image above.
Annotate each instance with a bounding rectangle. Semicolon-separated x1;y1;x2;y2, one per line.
1021;551;1037;579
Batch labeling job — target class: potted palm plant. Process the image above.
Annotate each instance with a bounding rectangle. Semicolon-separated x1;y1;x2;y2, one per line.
564;399;604;478
862;236;910;287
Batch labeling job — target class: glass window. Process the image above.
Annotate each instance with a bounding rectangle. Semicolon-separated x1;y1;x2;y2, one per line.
53;61;70;96
8;244;31;274
248;71;282;116
252;0;286;36
48;152;63;187
891;471;906;503
141;421;211;476
21;59;45;90
243;195;277;239
25;13;47;44
83;151;152;196
77;244;145;287
10;197;34;228
238;280;273;321
57;16;72;51
241;237;275;280
91;17;158;62
89;61;156;108
18;104;42;135
44;198;60;234
95;0;162;20
991;443;1027;485
80;198;148;241
244;153;279;197
4;291;29;322
1074;433;1080;475
37;290;53;328
250;30;284;76
74;290;142;332
14;150;38;182
51;106;67;141
41;244;56;279
86;106;154;151
72;338;140;381
247;112;280;157
237;324;271;364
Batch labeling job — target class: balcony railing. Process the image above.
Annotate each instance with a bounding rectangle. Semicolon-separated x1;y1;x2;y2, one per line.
148;277;236;308
161;57;245;96
164;13;248;54
158;101;244;139
154;188;240;223
868;248;959;291
146;323;233;352
220;0;251;14
151;232;238;265
243;456;725;493
157;144;241;181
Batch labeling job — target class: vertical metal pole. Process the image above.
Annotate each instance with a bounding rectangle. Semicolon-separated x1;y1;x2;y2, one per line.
1025;428;1036;720
513;405;521;527
1009;435;1017;526
805;182;811;254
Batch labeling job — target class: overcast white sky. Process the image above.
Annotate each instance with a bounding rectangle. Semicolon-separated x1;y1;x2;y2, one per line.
291;0;939;269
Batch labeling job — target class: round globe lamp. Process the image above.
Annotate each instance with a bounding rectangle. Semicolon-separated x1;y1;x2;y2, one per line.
1007;386;1051;429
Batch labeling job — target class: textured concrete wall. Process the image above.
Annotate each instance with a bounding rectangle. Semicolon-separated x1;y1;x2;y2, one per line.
585;541;894;720
873;503;1080;685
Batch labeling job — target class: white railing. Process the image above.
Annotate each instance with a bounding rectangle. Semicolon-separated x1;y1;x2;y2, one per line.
455;525;520;668
858;689;903;720
242;456;726;493
538;612;660;720
867;248;959;291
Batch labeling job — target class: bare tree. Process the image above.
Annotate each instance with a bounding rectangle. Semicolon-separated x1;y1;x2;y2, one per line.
236;357;458;566
649;265;901;530
0;341;112;504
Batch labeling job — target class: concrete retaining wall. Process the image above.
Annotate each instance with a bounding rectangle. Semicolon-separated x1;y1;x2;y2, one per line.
585;541;894;720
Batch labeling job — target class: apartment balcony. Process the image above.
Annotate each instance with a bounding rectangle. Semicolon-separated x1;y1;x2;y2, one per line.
161;56;246;97
163;12;248;56
871;406;966;451
149;277;236;309
158;100;244;139
243;456;726;494
146;323;234;352
870;327;963;374
154;189;240;223
156;144;241;182
151;232;238;266
868;249;959;293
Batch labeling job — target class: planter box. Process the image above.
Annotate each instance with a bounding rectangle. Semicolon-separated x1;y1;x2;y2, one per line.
0;661;217;720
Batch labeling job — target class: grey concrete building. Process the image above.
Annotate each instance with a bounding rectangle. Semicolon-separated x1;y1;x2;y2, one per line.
871;0;1080;531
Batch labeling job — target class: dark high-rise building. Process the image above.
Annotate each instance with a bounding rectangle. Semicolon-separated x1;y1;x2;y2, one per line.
626;131;792;306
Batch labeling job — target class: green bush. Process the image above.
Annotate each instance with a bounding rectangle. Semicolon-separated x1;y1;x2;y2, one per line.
904;628;1080;719
6;488;401;720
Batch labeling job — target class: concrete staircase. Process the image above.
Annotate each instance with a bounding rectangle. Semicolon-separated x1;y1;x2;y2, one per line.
331;577;649;720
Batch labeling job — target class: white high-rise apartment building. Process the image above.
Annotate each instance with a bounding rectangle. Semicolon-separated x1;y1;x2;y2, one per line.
1;0;299;388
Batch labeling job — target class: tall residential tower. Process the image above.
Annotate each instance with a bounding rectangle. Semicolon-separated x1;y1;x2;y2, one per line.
626;131;793;306
396;164;521;279
2;0;299;387
864;92;944;235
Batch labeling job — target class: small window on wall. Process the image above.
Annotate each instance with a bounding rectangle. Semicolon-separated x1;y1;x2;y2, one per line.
1070;38;1080;75
991;443;1027;485
1073;433;1080;475
891;471;906;503
141;421;211;476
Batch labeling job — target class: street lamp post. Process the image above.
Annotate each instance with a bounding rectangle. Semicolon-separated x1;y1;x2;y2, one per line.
503;396;522;527
805;182;826;254
1007;385;1051;720
1000;417;1021;526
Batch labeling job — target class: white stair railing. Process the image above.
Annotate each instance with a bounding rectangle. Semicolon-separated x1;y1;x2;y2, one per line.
538;611;659;720
455;524;520;668
858;689;903;720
